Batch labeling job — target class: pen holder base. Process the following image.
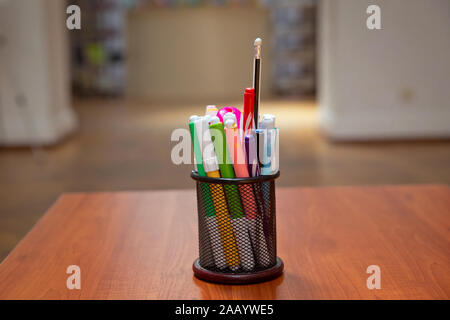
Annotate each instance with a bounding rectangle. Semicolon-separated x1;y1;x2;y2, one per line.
193;257;284;285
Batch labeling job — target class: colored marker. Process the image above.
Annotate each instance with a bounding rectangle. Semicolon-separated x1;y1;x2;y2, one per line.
196;116;240;270
256;128;271;175
244;133;260;177
271;127;279;174
224;115;256;270
245;132;272;267
259;114;277;174
216;106;242;129
190;116;227;269
224;114;248;176
210;116;254;270
243;88;255;135
256;125;277;264
189;116;206;176
260;114;279;175
205;105;218;117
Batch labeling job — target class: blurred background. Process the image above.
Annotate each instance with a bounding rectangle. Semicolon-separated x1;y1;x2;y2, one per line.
0;0;449;261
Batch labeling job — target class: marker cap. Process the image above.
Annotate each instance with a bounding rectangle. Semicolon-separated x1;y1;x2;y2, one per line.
203;156;219;173
209;116;221;125
205;105;218;117
245;88;255;95
189;115;200;123
259;114;275;129
217;107;241;129
223;113;237;128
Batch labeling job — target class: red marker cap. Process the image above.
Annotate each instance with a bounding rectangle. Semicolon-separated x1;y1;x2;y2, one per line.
243;88;255;133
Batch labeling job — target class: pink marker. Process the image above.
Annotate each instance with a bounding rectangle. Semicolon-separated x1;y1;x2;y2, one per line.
217;106;242;129
224;115;248;178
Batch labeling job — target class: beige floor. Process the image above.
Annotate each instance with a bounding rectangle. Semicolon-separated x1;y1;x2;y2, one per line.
1;98;449;261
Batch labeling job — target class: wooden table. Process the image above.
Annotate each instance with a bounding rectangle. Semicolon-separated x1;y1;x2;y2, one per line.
0;185;448;299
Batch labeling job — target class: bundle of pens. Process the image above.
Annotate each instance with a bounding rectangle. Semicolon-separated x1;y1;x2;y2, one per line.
190;39;283;284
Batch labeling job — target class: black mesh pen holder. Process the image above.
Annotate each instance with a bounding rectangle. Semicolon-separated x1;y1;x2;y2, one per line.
191;170;283;284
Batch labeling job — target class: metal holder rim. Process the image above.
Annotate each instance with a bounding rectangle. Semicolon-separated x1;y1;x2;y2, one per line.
190;170;280;185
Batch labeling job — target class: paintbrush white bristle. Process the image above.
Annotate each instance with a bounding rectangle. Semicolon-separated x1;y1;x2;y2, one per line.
254;38;262;59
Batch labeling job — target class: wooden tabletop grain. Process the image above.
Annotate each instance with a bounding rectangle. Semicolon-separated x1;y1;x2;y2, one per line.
0;185;448;300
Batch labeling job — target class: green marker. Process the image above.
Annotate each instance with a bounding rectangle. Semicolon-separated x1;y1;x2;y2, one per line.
189;115;227;269
209;121;235;179
189;116;206;177
209;116;244;218
189;115;214;217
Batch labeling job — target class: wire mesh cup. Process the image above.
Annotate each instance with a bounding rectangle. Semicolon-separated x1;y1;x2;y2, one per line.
191;170;283;284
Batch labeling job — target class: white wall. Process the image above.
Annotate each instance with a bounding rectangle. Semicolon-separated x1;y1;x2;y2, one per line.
319;0;450;140
0;0;77;146
126;7;272;103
